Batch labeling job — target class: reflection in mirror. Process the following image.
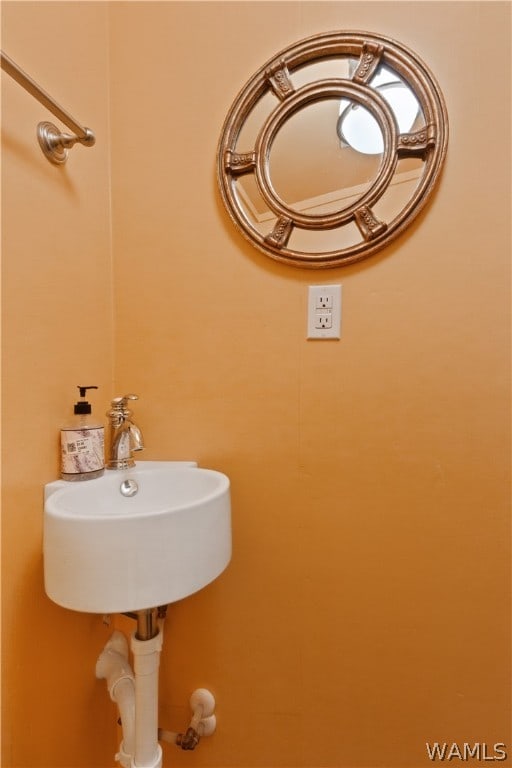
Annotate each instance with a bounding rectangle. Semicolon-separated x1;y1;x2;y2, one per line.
338;66;421;155
268;98;382;215
237;91;277;155
290;56;355;88
218;31;448;268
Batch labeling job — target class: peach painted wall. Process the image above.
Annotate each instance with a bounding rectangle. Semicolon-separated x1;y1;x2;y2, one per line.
109;2;510;767
1;2;510;768
1;2;115;766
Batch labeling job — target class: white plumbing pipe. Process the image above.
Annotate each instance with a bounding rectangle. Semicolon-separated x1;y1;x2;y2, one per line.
98;625;217;765
114;678;137;768
131;627;164;768
95;631;136;767
189;688;215;729
157;728;180;745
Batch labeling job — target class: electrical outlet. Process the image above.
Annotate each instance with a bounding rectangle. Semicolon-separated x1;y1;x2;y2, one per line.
315;313;332;329
307;285;341;339
316;294;333;309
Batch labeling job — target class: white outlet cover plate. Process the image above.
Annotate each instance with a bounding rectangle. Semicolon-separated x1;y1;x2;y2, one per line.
307;284;342;340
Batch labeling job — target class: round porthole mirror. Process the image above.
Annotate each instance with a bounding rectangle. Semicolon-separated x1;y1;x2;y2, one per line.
217;31;448;269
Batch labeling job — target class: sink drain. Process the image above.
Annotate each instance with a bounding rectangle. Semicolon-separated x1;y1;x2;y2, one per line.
120;479;139;497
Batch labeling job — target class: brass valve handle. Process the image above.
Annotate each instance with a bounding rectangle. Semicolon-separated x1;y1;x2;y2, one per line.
107;394;139;421
111;394;138;408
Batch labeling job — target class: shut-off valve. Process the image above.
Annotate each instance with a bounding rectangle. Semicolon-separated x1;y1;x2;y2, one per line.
159;688;217;751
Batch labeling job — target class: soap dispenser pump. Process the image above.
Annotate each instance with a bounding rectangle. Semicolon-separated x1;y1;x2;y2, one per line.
60;386;105;481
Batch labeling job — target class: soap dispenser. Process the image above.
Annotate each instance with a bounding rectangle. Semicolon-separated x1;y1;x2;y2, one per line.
60;386;105;481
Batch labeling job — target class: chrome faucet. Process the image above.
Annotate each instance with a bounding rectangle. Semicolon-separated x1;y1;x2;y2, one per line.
106;394;144;470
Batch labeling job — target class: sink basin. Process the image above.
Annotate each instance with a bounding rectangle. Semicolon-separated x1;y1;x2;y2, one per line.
43;461;231;613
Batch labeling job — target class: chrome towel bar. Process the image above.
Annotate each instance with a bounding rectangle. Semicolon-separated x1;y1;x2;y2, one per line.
1;50;95;165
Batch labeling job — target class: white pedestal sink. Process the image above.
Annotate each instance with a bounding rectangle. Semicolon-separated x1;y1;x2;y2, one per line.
43;461;231;613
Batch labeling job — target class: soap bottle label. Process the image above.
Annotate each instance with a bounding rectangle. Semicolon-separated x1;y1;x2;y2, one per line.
61;427;104;475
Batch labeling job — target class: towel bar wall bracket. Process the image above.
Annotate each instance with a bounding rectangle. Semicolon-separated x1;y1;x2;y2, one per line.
1;50;96;165
37;121;96;165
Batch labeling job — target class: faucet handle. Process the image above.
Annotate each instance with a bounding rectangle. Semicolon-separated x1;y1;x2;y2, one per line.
108;394;139;419
111;394;139;409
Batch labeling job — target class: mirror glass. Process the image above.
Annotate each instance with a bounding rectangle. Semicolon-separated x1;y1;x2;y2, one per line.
217;31;448;268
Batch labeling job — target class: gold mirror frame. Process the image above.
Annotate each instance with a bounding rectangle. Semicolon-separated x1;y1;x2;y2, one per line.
217;31;448;268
